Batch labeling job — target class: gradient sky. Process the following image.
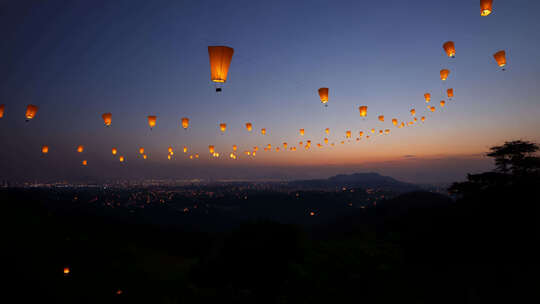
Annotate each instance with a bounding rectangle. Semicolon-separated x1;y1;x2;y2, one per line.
1;0;539;183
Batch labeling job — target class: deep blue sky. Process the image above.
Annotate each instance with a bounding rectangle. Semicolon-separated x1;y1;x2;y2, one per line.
1;0;539;183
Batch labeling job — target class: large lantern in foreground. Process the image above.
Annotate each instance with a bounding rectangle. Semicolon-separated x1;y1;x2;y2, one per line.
208;46;234;92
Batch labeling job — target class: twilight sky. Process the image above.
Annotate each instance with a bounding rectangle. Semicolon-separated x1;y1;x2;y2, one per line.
1;0;539;183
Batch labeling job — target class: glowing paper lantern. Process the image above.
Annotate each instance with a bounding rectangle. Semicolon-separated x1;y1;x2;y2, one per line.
318;88;329;105
480;0;493;16
440;69;450;81
493;50;506;68
424;93;431;103
443;41;456;58
147;116;157;129
208;46;234;87
181;117;189;129
25;105;39;121
359;106;368;117
102;113;112;126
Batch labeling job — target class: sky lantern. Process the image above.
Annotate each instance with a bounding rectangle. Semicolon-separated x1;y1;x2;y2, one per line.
325;128;330;135
143;154;147;160
324;138;328;144
493;50;506;69
261;128;266;135
0;104;4;118
112;148;117;155
443;41;456;58
447;88;454;99
195;154;199;158
440;69;450;81
411;109;416;116
82;160;88;166
168;146;174;155
232;145;237;151
102;113;112;126
245;122;253;132
267;143;272;150
283;142;288;149
147;116;157;129
379;130;383;135
245;151;251;156
317;143;322;148
480;0;493;16
181;117;189;129
41;145;49;155
440;100;446;107
298;141;302;146
392;118;398;126
414;117;418;122
254;146;259;152
378;115;384;122
139;147;145;155
276;147;280;152
358;106;368;117
424;93;431;103
183;146;188;153
371;128;375;133
299;128;305;136
63;267;70;276
77;145;84;153
430;106;436;112
399;122;405;128
291;147;297;151
318;88;329;106
359;131;364;137
119;156;125;162
168;154;171;160
385;129;390;135
340;141;345;144
25;104;38;121
219;123;227;133
421;116;426;122
209;145;215;154
208;46;234;92
189;154;193;159
230;153;235;159
346;130;351;138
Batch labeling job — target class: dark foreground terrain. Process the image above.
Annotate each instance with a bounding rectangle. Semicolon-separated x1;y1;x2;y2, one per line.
3;141;540;303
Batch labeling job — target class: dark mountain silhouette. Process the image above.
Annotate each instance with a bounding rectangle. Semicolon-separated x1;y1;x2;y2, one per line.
288;172;420;192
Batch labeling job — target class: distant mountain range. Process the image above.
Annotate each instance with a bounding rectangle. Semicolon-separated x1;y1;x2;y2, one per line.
288;172;420;192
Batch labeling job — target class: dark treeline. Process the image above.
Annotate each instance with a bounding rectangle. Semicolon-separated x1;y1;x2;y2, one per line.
3;140;539;303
